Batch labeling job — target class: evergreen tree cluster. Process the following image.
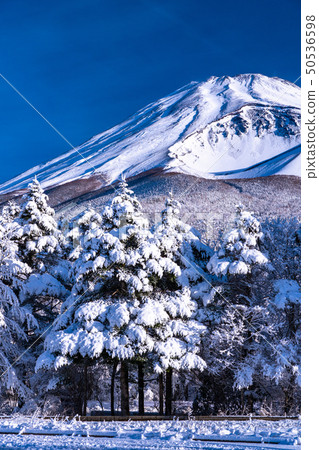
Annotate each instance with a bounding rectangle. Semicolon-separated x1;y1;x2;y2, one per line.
0;178;300;416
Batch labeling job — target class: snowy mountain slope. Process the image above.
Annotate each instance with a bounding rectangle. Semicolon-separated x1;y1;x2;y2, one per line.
167;104;300;176
0;74;300;197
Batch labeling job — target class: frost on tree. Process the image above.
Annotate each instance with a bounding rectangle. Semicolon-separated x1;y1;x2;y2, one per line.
0;217;37;398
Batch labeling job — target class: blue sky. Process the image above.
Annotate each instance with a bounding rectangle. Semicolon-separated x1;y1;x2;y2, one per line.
0;0;300;184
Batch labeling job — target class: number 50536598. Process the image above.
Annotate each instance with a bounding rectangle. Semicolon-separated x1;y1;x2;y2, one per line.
306;16;316;75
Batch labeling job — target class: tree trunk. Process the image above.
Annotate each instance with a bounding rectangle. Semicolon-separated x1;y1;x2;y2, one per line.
159;373;164;415
138;362;145;415
184;382;189;401
111;361;118;416
165;368;173;416
283;373;295;414
83;363;88;416
240;388;244;414
120;361;130;416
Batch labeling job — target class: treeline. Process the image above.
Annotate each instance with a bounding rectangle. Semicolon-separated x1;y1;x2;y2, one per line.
0;178;300;416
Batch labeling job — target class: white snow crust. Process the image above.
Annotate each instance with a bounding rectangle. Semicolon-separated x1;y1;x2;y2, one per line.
0;417;301;449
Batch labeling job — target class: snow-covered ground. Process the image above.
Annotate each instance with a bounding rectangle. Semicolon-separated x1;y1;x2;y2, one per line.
0;417;301;449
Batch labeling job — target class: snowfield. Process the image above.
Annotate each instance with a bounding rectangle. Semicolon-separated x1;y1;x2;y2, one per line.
0;417;301;449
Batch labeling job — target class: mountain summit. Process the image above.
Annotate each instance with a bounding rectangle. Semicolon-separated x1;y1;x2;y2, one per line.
0;74;300;197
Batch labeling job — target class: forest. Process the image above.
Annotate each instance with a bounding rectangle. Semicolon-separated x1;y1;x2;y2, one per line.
0;178;300;417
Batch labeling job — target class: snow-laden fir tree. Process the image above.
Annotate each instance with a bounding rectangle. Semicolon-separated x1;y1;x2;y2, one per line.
0;215;37;403
102;178;148;234
67;206;103;262
263;217;300;284
17;177;63;267
198;204;272;414
202;278;300;415
207;203;268;277
15;178;69;332
154;192;212;413
260;217;301;412
265;279;301;413
0;180;70;412
0;201;20;225
254;217;301;413
37;181;206;416
154;192;213;300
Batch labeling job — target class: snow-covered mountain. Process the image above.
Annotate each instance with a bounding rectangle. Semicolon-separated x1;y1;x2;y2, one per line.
0;74;300;198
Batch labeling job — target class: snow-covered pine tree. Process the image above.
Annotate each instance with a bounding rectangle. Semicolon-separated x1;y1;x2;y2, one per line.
0;180;70;412
102;178;147;234
154;192;211;412
201;204;272;413
16;178;69;333
207;203;268;279
263;217;301;283
154;193;213;310
68;207;103;262
37;182;206;416
265;279;301;414
256;217;301;413
0;216;37;405
0;201;20;225
155;192;212;278
17;177;62;267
